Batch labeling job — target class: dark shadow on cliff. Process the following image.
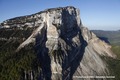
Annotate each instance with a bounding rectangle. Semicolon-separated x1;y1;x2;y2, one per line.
34;27;52;80
98;37;110;44
60;9;88;80
60;29;87;80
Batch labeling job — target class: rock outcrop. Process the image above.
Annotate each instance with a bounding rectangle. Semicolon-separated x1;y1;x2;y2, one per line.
0;6;116;80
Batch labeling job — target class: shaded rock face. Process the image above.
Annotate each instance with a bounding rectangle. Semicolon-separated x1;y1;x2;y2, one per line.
0;6;116;80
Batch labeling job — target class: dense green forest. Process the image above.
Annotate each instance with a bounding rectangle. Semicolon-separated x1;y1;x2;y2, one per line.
0;28;41;80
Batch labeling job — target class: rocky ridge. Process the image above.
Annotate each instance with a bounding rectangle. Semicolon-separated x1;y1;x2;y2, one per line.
0;6;116;80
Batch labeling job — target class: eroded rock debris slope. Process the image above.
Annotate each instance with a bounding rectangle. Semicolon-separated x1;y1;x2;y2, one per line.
0;6;116;80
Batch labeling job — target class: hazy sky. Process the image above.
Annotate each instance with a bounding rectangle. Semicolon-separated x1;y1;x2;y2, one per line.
0;0;120;30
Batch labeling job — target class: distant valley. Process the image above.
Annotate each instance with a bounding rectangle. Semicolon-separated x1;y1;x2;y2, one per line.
92;30;120;45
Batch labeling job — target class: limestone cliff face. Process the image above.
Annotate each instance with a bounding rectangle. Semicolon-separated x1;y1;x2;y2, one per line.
0;6;116;80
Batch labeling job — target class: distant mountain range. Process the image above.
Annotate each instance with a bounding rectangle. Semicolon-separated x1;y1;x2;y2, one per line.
92;30;120;45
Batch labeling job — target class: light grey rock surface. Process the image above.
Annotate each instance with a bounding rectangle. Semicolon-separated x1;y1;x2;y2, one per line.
0;6;116;80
